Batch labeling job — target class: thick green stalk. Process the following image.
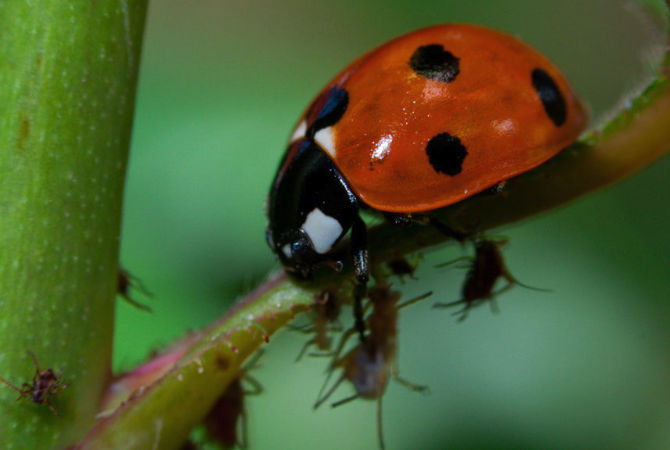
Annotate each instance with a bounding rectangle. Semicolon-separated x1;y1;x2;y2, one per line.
0;2;147;447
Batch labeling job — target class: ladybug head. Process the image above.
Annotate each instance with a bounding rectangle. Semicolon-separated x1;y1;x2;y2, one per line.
266;227;320;280
266;140;360;281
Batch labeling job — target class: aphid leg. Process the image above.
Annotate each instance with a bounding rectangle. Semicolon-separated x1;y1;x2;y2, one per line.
314;350;344;408
488;282;515;315
433;299;474;321
243;349;264;372
434;255;472;269
295;337;317;362
45;400;59;416
236;371;264;448
314;374;346;409
54;370;68;394
515;280;552;292
27;350;40;372
393;375;429;394
489;298;500;315
330;327;357;363
0;376;24;397
483;238;551;304
288;322;314;332
432;298;464;309
238;409;249;449
306;351;337;359
242;374;263;396
351;215;369;342
117;268;153;312
123;268;154;297
376;396;385;450
331;392;359;408
396;291;433;310
390;358;429;394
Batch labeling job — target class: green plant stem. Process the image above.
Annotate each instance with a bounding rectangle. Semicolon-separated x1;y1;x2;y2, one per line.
79;273;316;449
0;1;147;447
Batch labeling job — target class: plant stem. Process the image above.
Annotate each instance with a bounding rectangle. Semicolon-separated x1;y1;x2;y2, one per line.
0;1;147;447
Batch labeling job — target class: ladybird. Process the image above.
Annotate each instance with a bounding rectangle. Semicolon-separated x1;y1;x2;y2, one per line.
266;24;586;332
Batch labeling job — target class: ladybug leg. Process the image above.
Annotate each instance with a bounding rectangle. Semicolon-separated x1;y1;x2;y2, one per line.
428;216;467;242
384;212;467;242
351;215;369;341
396;291;433;310
384;212;414;227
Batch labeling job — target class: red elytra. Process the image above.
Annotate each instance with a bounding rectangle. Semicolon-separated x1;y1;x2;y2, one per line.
291;24;587;212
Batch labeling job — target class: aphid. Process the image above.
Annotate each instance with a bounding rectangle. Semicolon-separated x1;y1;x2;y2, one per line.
200;376;262;448
434;239;547;320
387;256;418;282
0;351;68;416
315;286;431;449
197;351;263;448
118;267;152;312
295;290;343;361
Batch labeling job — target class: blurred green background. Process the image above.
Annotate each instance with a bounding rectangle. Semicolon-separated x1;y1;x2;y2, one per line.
116;0;670;448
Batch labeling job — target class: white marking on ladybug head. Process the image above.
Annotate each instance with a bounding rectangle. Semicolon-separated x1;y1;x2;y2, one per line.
282;244;292;258
289;120;307;143
301;208;343;254
314;127;335;158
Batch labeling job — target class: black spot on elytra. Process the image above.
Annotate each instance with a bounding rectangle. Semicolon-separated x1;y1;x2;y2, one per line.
531;68;567;127
426;133;467;176
409;44;460;83
307;86;349;138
